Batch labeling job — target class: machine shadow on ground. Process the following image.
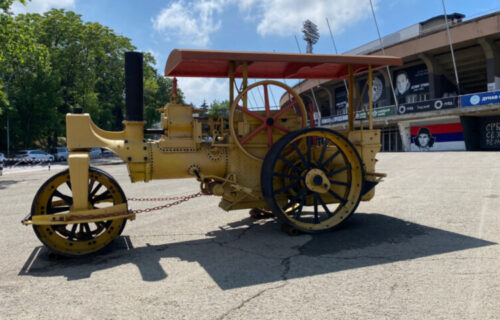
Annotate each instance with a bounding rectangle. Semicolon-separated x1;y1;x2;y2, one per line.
19;213;495;289
0;180;19;190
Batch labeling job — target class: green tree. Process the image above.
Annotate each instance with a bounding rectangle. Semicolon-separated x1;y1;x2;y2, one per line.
209;100;230;117
0;3;183;152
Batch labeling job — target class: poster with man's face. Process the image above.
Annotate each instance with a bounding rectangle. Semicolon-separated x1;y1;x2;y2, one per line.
410;123;465;152
394;64;429;96
396;72;410;95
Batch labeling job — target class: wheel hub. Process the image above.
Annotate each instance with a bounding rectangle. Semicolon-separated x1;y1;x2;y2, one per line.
305;168;330;193
266;117;274;126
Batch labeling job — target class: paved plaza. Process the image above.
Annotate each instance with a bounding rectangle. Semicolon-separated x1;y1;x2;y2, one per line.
0;153;498;319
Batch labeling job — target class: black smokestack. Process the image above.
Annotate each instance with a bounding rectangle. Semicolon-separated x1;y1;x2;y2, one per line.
125;52;144;121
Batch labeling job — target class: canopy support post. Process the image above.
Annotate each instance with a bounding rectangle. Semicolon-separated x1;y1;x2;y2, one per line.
229;62;235;107
243;61;248;109
368;64;373;130
348;64;354;132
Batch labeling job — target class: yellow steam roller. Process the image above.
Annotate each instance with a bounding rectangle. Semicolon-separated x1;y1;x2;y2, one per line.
22;50;402;256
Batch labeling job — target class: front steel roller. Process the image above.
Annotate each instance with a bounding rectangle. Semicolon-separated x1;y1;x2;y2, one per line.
30;167;127;256
261;128;364;233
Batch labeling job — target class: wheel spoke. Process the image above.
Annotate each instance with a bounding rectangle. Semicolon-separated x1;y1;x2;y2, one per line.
329;180;350;187
275;182;299;195
327;165;351;178
328;189;347;205
267;126;273;148
235;105;265;121
283;187;307;211
263;84;270;117
291;143;309;169
272;100;296;120
92;190;112;203
240;123;266;145
278;155;301;174
319;150;340;169
318;141;328;165
316;193;333;218
88;179;95;193
82;223;92;238
96;221;107;229
68;224;77;240
53;190;73;205
272;122;291;134
90;182;102;198
273;172;301;180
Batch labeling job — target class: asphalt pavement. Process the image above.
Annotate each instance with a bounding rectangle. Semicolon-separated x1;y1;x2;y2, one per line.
0;152;498;319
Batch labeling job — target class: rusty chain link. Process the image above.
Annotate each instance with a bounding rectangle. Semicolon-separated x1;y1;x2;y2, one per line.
128;192;205;214
60;192;206;222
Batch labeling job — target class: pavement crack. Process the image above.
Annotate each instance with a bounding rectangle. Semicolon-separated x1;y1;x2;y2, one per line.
217;241;298;320
280;256;294;280
217;282;288;320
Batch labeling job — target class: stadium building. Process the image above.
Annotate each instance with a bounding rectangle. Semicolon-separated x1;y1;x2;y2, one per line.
285;11;500;152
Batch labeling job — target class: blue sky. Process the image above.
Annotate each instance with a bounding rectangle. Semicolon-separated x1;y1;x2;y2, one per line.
12;0;500;107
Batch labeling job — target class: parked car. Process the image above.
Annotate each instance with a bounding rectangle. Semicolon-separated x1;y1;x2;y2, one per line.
90;148;102;159
15;150;54;162
50;147;69;162
102;149;116;157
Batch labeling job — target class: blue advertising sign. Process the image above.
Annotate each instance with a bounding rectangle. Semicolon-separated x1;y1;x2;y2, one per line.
461;91;500;107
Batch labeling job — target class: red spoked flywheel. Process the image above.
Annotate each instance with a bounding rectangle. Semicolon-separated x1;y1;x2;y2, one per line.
229;80;308;161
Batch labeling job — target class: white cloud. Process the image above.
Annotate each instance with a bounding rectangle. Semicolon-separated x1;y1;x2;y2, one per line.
152;0;227;47
239;0;378;37
11;0;75;14
153;0;378;47
176;77;228;107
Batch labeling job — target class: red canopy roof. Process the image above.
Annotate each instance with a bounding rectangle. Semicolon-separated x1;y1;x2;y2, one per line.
164;49;402;79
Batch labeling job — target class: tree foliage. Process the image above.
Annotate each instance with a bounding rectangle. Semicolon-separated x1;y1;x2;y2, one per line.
208;100;230;117
0;5;181;153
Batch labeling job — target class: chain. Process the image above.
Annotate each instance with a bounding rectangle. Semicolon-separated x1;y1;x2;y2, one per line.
128;192;205;214
35;192;207;224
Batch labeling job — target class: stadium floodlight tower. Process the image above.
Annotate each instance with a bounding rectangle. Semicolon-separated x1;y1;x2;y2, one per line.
302;19;320;53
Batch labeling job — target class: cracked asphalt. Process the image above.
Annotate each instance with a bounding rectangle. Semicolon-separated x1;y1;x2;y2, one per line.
0;153;499;319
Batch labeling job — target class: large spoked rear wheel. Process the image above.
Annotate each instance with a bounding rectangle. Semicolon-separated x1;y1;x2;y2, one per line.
261;128;364;233
31;167;127;256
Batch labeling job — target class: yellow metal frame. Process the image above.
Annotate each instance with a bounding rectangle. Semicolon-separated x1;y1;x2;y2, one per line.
344;63;382;200
29;62;382;223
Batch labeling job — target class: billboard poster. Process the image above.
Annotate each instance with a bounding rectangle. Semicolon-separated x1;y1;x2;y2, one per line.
394;64;429;97
410;122;465;152
461;90;500;107
355;106;393;120
358;76;385;103
397;97;458;115
321;114;347;125
320;106;393;125
335;86;347;109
